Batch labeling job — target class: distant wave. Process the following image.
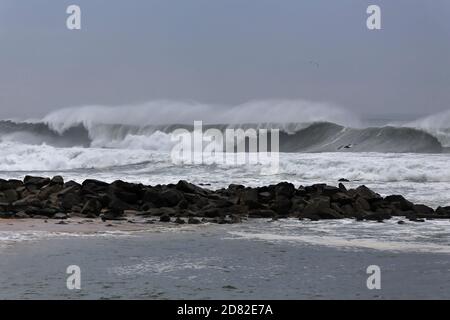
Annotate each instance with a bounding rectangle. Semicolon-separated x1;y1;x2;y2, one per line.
0;101;448;153
0;119;445;153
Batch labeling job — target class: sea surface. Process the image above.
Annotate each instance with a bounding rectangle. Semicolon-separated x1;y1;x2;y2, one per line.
1;219;450;300
1;110;450;299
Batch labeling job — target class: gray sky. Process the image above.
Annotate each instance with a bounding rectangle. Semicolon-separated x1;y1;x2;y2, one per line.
1;0;450;119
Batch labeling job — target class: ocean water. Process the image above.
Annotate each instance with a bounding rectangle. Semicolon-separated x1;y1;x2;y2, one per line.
1;219;450;299
0;144;449;207
1;107;450;299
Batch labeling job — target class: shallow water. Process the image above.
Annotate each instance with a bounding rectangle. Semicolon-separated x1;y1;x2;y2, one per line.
1;219;450;299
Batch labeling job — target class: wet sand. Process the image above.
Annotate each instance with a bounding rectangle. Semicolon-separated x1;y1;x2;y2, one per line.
0;217;181;234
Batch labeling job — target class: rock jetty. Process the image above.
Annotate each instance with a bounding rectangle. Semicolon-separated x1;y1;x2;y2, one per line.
1;176;449;224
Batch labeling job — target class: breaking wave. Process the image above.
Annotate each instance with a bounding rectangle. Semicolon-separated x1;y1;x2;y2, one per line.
0;101;448;153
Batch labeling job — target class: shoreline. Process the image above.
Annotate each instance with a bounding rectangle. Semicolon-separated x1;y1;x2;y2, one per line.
0;217;184;234
1;176;450;226
2;221;450;300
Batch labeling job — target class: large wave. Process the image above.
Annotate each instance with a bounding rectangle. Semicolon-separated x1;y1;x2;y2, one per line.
405;109;450;148
0;101;448;153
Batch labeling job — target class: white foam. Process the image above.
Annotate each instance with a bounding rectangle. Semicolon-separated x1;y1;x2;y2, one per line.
108;257;222;276
225;218;450;253
405;109;450;147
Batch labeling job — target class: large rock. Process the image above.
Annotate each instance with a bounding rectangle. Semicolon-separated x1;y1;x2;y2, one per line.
188;217;202;224
331;192;353;205
384;195;414;211
50;176;64;185
160;214;171;222
275;182;295;198
413;204;434;215
38;184;62;201
436;206;450;216
81;199;102;217
58;186;82;211
176;180;208;195
271;196;292;215
300;196;342;219
143;188;183;208
239;189;264;209
160;189;184;207
12;196;43;209
322;185;341;196
24;176;50;189
200;207;222;218
0;179;23;191
1;189;19;203
354;185;382;201
354;197;371;212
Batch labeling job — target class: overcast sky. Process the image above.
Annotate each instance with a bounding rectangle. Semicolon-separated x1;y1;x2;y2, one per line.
0;0;450;119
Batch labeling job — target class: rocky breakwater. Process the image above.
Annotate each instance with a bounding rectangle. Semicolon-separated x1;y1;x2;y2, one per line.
1;176;450;224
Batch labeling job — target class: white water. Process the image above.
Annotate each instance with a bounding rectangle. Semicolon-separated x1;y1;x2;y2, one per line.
225;218;450;253
0;141;449;207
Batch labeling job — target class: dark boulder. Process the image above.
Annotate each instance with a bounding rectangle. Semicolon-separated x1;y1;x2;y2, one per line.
331;192;353;205
100;212;126;222
258;191;273;202
59;190;82;211
175;217;185;224
301;197;342;219
354;185;382;201
81;199;102;217
436;206;450;215
64;180;81;188
176;180;208;195
200;207;222;218
143;188;184;208
384;195;414;211
409;217;426;223
24;176;50;189
322;186;341;196
38;184;62;201
228;184;245;192
239;189;262;209
160;189;184;207
413;204;434;215
188;217;202;224
15;212;30;219
275;182;296;198
354;197;371;212
271;196;292;215
0;179;23;191
160;214;171;222
13;196;43;209
316;208;343;220
1;189;19;203
303;197;330;215
50;176;64;185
